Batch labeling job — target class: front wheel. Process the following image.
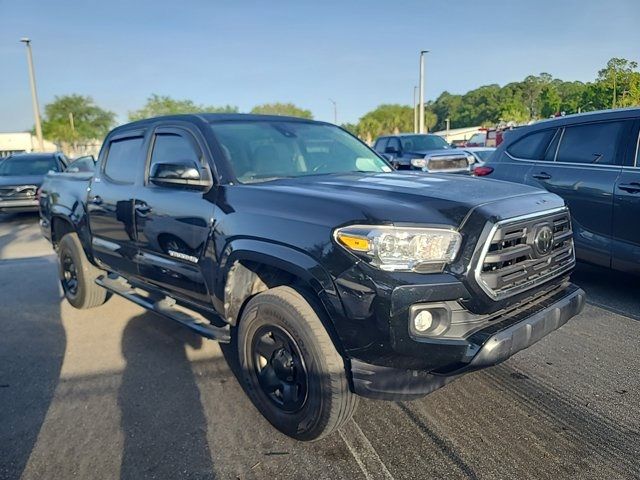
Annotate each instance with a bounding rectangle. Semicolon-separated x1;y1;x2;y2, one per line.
237;286;358;441
58;233;109;309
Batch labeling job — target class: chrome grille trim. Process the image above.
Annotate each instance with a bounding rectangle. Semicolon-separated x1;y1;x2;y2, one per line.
474;207;575;300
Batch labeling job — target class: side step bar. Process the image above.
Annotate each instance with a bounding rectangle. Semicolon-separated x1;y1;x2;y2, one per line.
96;275;231;343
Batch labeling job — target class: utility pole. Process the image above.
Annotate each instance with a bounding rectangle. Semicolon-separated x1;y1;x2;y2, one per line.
20;37;44;152
419;50;429;134
413;86;418;133
69;112;76;154
445;118;450;141
329;99;337;124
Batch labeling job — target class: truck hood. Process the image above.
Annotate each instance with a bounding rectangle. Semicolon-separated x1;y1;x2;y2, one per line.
240;172;559;227
0;175;44;187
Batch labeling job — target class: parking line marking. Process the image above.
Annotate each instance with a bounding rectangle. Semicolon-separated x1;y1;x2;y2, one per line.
339;420;395;480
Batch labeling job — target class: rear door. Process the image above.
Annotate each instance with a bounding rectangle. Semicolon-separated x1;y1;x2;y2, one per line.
491;128;556;185
87;131;145;276
612;120;640;273
529;120;630;268
133;125;215;304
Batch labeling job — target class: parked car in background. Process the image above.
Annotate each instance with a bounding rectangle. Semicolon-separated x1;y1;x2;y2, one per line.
373;133;473;173
40;113;584;440
482;107;640;275
0;152;67;214
465;147;496;166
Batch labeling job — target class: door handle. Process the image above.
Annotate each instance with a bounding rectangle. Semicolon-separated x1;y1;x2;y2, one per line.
618;182;640;193
89;195;102;205
135;203;152;215
532;172;552;180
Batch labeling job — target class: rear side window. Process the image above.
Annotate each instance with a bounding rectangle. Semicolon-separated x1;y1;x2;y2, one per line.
507;129;555;160
374;138;388;152
149;133;201;173
104;136;144;183
556;121;624;165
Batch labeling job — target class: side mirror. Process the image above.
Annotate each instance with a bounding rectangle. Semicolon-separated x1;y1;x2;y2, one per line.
384;146;400;155
149;161;213;190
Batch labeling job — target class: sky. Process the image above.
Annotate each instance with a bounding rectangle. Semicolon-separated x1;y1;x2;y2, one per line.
1;0;639;131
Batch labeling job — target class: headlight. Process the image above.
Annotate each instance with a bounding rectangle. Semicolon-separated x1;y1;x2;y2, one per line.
410;158;427;169
466;154;476;165
334;225;462;272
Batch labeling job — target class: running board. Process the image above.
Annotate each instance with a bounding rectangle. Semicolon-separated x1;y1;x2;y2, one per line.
96;275;231;343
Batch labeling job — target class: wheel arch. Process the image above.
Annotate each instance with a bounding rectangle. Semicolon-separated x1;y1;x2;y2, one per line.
219;239;347;355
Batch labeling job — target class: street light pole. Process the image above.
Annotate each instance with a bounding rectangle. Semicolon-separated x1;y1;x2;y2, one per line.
419;50;429;134
20;37;44;152
413;86;418;133
329;99;337;124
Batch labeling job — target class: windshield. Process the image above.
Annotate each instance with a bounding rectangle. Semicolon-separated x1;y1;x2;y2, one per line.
209;121;391;183
0;155;57;176
399;135;450;151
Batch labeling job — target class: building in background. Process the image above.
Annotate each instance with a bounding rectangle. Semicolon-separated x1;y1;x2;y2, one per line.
433;125;482;144
0;132;103;158
0;132;57;157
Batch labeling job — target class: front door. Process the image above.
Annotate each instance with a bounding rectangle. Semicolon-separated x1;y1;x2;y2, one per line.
134;126;215;305
88;132;145;277
529;120;629;268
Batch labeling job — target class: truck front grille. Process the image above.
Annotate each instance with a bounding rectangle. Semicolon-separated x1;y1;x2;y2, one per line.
475;208;575;300
0;185;37;199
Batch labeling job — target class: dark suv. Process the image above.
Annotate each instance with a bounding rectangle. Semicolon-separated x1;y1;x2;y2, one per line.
481;108;640;275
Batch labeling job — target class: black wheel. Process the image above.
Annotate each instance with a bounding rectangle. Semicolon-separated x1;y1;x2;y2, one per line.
58;233;109;309
238;286;358;441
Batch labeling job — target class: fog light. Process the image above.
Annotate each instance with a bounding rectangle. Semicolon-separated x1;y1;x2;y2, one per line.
414;310;433;332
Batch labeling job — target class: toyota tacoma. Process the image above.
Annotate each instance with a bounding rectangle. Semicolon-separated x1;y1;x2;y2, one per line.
39;114;585;440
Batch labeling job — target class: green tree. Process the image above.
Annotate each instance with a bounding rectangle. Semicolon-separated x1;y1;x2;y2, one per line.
539;84;562;117
355;104;415;143
340;123;359;135
597;58;639;108
41;94;115;146
556;81;588;113
429;91;463;131
129;94;238;121
250;102;313;119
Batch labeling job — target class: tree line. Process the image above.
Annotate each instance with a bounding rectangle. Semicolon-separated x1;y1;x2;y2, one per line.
39;57;639;149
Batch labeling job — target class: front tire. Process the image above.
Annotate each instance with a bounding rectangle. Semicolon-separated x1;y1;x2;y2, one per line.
58;233;108;309
238;286;357;441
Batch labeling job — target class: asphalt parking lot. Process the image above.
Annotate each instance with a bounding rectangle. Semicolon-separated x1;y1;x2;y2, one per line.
1;213;638;480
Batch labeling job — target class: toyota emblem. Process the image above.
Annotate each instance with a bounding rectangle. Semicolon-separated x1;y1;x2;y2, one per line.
534;225;554;256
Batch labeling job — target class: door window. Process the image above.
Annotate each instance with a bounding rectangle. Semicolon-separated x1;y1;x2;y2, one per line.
103;137;144;183
555;122;624;165
149;133;201;174
507;129;555;160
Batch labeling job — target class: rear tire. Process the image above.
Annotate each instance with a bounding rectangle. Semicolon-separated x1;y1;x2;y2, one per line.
58;233;108;309
238;286;358;441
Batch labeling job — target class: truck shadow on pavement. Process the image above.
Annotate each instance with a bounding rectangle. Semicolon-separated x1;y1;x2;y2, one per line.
0;257;66;480
118;313;216;480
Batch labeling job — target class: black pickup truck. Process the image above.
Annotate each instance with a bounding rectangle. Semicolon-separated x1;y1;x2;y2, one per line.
39;114;585;440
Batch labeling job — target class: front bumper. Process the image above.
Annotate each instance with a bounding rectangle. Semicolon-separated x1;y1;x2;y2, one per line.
350;284;585;400
0;198;39;213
